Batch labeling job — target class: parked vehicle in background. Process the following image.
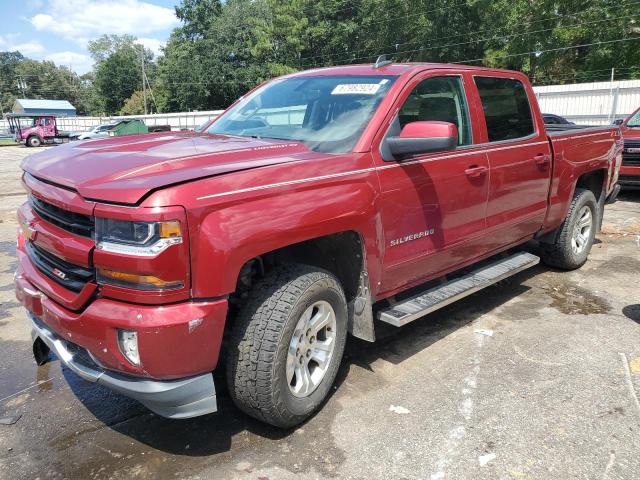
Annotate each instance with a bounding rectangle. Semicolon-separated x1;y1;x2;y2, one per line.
73;121;171;141
7;114;70;147
75;123;118;140
543;113;575;125
15;62;622;427
618;106;640;189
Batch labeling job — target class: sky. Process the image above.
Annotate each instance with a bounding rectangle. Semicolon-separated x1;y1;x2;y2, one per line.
0;0;180;74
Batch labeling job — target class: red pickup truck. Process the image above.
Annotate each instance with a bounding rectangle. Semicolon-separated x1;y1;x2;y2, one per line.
15;63;622;427
619;105;640;188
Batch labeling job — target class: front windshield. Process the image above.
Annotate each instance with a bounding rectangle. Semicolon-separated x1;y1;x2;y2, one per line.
208;75;397;153
627;109;640;127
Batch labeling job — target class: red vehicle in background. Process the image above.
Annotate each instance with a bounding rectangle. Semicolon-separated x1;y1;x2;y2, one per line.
618;106;640;188
7;114;70;147
15;62;623;427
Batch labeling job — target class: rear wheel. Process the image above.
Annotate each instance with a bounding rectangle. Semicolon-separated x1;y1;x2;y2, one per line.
27;136;42;147
226;264;347;428
539;188;598;270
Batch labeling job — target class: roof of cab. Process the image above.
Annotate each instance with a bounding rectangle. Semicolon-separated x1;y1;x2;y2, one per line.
289;62;522;78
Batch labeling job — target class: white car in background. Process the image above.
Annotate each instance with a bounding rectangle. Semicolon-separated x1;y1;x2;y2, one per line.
75;123;118;140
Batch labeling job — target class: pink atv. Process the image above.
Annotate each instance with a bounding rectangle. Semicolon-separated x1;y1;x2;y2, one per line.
7;114;70;147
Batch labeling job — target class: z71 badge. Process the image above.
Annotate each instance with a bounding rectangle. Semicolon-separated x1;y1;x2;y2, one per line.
390;229;435;247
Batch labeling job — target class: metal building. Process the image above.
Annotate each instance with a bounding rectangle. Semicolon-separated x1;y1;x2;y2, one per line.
533;79;640;125
12;99;76;117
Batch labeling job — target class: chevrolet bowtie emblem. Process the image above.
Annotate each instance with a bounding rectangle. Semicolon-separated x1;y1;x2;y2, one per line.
19;218;36;241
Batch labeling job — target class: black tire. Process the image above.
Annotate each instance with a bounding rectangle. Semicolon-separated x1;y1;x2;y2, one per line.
226;264;347;428
539;188;598;270
27;136;41;147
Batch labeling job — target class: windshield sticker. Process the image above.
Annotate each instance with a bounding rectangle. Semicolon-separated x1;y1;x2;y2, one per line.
331;84;381;95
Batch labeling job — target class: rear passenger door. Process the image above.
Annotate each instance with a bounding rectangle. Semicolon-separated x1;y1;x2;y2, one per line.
473;75;552;248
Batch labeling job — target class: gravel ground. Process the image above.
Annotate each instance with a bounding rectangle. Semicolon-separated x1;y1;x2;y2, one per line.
0;145;639;480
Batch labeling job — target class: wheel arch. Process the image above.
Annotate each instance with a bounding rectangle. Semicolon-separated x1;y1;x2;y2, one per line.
539;168;608;244
229;230;376;342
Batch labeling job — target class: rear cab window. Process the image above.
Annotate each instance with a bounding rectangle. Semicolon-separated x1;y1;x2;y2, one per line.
474;76;535;142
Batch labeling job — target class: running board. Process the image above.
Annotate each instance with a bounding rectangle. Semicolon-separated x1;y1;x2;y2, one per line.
377;252;540;327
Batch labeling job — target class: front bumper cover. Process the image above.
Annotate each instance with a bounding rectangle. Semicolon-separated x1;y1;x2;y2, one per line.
30;313;217;419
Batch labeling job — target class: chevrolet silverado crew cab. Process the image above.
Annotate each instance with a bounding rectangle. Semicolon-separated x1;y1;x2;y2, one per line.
15;63;622;427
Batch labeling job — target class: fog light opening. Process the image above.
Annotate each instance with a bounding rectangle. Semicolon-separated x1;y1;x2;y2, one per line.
117;329;140;366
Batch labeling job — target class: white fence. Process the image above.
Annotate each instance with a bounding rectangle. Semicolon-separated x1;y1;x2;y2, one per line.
533;79;640;125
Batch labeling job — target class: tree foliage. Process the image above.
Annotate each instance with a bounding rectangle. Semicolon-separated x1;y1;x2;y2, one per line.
90;35;156;115
0;51;92;115
157;0;640;112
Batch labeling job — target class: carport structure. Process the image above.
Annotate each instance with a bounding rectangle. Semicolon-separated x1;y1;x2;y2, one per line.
11;99;76;117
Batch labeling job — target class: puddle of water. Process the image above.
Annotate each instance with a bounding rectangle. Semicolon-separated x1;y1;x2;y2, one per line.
593;255;640;275
545;283;610;315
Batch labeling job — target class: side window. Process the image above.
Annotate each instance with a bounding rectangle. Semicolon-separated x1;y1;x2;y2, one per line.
475;76;535;142
398;76;472;146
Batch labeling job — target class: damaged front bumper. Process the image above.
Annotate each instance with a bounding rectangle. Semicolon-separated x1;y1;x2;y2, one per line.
30;313;218;419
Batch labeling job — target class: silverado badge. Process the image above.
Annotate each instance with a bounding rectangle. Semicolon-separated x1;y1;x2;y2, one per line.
390;229;435;247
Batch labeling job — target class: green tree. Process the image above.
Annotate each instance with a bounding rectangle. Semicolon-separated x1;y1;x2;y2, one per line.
120;90;147;115
90;34;154;115
0;52;91;115
87;34;139;63
0;51;24;114
160;0;272;111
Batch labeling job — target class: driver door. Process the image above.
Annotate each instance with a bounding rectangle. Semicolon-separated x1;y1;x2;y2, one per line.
41;118;55;137
373;72;490;296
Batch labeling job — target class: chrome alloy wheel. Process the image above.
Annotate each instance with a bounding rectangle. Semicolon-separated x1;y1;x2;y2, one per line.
286;300;337;398
571;206;592;255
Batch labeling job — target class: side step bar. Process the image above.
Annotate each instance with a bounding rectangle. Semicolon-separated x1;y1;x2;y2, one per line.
377;252;540;327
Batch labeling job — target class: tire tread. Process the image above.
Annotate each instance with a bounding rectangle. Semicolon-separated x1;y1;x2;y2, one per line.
226;264;345;427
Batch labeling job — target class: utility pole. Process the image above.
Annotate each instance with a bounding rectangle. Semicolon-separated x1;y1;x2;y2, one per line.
608;67;616;123
140;45;147;115
16;76;27;97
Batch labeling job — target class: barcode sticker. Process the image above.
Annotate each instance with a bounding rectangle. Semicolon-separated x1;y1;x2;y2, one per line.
331;84;381;95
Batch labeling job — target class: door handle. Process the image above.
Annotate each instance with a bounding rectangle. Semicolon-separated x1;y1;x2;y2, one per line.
534;153;550;166
464;165;488;178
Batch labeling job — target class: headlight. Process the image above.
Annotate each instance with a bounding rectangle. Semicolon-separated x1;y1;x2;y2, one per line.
95;218;182;256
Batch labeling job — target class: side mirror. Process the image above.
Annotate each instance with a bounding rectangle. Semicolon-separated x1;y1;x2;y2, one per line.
613;119;624;126
387;121;458;158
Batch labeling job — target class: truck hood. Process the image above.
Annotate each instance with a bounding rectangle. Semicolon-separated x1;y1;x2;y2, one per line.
21;132;314;204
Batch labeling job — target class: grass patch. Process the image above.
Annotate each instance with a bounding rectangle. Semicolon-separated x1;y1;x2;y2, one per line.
0;139;17;146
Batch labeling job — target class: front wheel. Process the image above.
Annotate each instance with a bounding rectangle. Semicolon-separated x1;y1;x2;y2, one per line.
226;264;347;428
27;136;42;147
539;188;598;270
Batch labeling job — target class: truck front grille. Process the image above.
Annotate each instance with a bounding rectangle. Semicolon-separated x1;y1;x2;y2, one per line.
623;140;640;166
26;242;95;292
29;195;94;238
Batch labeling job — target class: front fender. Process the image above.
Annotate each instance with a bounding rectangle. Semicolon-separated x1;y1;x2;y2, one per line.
189;180;382;297
140;152;385;299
